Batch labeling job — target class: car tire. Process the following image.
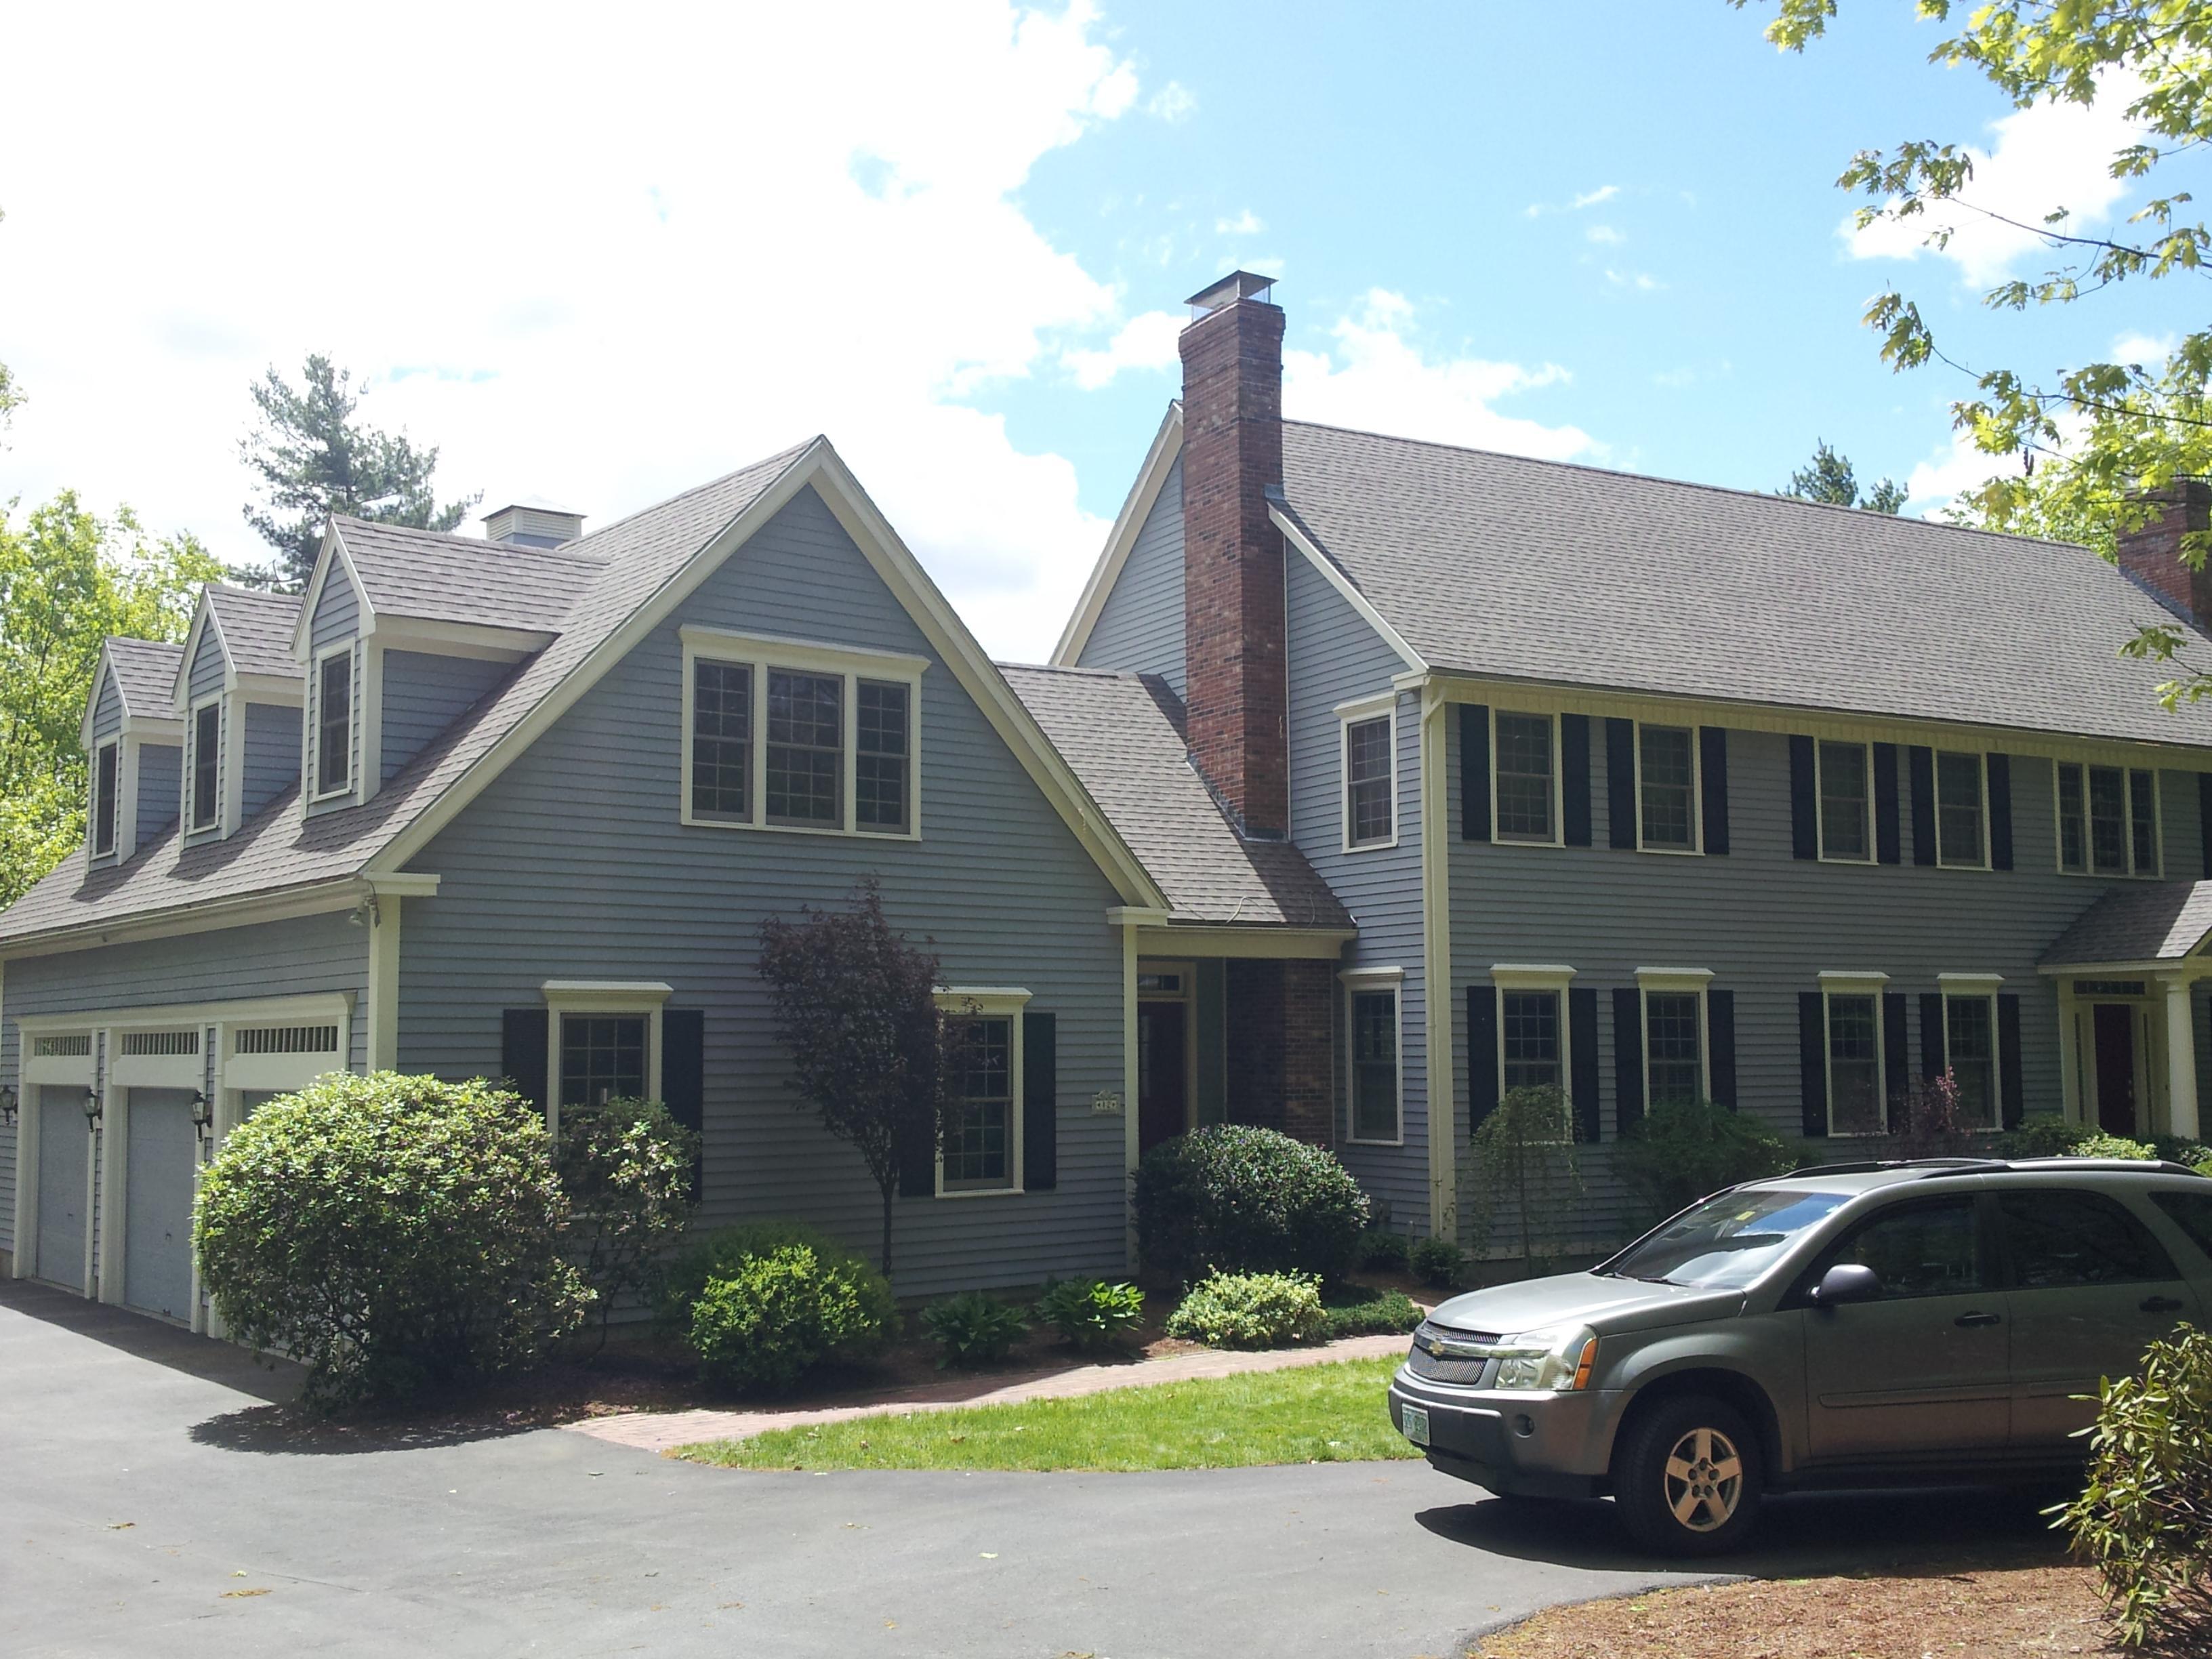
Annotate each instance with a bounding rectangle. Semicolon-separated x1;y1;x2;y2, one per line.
1612;1394;1764;1557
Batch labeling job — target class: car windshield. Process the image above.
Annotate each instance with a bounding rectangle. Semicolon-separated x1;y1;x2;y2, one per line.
1601;1188;1851;1290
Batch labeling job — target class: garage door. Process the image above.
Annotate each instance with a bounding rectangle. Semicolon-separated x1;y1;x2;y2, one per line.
34;1086;89;1292
122;1088;197;1322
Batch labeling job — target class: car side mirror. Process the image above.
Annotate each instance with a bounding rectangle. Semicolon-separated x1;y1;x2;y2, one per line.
1809;1263;1882;1307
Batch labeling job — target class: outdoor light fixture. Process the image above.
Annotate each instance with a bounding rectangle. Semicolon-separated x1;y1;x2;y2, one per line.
189;1091;214;1136
0;1084;16;1128
83;1086;102;1127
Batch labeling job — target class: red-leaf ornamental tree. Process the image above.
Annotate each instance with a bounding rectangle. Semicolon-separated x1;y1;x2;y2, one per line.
757;879;963;1277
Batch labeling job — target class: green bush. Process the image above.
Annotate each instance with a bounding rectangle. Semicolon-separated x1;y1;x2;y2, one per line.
1133;1126;1370;1282
2152;1134;2212;1172
1164;1270;1327;1350
688;1244;893;1392
652;1218;893;1339
920;1291;1029;1368
1033;1277;1145;1351
1317;1286;1424;1340
1353;1227;1412;1273
195;1072;590;1411
2076;1131;2160;1162
555;1097;695;1344
2057;1325;2212;1652
1997;1115;2096;1159
1408;1235;1465;1290
1614;1099;1795;1229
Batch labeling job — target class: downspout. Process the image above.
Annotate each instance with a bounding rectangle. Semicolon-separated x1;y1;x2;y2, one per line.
1418;676;1457;1242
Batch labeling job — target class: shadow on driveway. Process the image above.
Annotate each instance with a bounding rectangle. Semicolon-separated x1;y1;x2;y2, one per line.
187;1401;546;1456
0;1276;298;1402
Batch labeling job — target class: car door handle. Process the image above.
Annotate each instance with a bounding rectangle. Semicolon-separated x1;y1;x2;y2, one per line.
2141;1296;2186;1314
1954;1311;2002;1328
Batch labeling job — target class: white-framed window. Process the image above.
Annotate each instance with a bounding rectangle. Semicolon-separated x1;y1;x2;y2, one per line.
1933;749;1989;869
1342;966;1404;1144
1491;964;1576;1099
310;645;354;800
1635;966;1713;1107
933;987;1029;1196
188;698;223;832
2055;761;2160;877
1820;972;1890;1135
540;981;672;1135
1816;739;1873;863
1635;722;1700;854
1938;972;2004;1130
1339;696;1397;852
89;738;119;858
680;628;925;840
1492;710;1561;845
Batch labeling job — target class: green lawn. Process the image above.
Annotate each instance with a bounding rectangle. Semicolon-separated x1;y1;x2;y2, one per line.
676;1355;1420;1473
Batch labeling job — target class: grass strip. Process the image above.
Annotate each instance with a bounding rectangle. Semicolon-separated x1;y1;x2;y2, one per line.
676;1355;1419;1473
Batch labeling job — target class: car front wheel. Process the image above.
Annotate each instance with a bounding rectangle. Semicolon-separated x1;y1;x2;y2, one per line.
1612;1394;1763;1556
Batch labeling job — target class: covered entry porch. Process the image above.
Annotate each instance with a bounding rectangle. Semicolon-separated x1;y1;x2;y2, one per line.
2042;882;2212;1141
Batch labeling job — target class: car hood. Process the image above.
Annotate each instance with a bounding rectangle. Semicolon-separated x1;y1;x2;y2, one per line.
1426;1271;1742;1338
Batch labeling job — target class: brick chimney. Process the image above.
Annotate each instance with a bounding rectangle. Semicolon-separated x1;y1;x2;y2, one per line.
1180;270;1288;838
2116;479;2212;627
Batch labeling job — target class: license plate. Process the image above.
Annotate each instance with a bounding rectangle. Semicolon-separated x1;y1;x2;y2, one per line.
1400;1404;1430;1446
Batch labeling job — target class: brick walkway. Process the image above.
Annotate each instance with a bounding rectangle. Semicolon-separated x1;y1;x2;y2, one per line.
567;1331;1412;1454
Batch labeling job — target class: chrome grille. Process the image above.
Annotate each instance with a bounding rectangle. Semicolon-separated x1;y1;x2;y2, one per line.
1406;1347;1490;1386
1407;1320;1500;1387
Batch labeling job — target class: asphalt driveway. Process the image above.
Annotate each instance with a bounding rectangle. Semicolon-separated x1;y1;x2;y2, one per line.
0;1279;2062;1658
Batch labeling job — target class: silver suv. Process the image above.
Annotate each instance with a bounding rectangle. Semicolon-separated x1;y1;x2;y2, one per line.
1387;1158;2212;1555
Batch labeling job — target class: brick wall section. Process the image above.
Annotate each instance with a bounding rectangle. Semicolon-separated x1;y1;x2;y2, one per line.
1224;957;1335;1147
1225;959;1284;1130
1280;958;1334;1146
1179;298;1290;836
2116;480;2212;625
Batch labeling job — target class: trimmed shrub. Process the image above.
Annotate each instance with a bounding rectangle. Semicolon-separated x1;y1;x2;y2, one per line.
2075;1131;2160;1162
1996;1115;2095;1160
1318;1286;1424;1340
920;1291;1028;1368
1033;1277;1145;1352
1353;1227;1412;1273
555;1097;695;1345
1614;1099;1795;1229
196;1072;590;1411
1166;1269;1328;1350
1408;1235;1465;1290
652;1218;893;1341
2058;1326;2212;1652
1133;1126;1370;1282
689;1244;893;1393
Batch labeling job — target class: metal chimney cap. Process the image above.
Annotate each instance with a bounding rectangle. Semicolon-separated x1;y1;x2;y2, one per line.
1185;270;1278;316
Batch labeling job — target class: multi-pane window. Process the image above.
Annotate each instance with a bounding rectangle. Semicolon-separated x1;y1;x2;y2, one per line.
1345;715;1393;848
1935;751;1986;867
855;679;909;833
1816;741;1870;861
1349;988;1399;1140
943;1015;1013;1190
1494;712;1555;842
1645;990;1704;1107
1826;993;1884;1134
1638;724;1696;851
690;659;752;821
2059;762;2157;876
559;1015;647;1109
1502;989;1563;1090
766;670;842;827
1945;994;1996;1129
92;741;118;856
316;653;352;796
192;703;222;829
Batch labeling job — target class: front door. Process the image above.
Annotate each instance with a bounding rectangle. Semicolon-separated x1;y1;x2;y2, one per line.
1801;1194;2011;1462
2093;1004;2139;1135
35;1086;89;1292
122;1088;197;1322
1136;1001;1188;1156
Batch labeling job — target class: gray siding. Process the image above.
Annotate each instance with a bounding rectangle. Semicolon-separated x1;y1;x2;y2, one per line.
1285;552;1427;1227
89;670;123;746
187;625;226;703
397;485;1128;1298
135;743;180;850
382;651;511;785
241;703;301;820
310;567;360;652
1076;456;1185;696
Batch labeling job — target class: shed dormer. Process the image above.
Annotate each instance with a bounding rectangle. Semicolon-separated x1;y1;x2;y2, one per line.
171;585;306;845
81;637;186;867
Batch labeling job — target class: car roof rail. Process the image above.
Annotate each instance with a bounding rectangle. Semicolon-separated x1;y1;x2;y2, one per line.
1781;1157;2003;1180
1989;1156;2206;1177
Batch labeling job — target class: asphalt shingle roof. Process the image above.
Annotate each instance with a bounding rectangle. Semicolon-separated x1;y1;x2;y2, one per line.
333;517;609;633
205;583;304;679
104;638;185;718
1000;663;1351;931
1279;421;2212;751
2043;881;2212;965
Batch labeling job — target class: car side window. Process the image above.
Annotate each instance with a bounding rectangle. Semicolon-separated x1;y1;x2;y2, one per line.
1998;1189;2178;1289
2150;1190;2212;1261
1816;1197;1984;1300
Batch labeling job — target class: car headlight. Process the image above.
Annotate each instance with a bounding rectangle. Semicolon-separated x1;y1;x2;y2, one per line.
1489;1324;1599;1391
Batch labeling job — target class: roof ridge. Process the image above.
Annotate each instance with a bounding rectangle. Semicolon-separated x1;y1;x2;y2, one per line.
567;437;820;550
993;660;1141;680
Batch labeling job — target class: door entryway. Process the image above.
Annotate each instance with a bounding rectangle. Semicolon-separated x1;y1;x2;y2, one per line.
34;1086;89;1293
121;1088;197;1322
2091;1004;2139;1136
1136;1001;1189;1156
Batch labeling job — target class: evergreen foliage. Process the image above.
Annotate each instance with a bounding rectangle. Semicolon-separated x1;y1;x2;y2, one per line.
1132;1124;1370;1282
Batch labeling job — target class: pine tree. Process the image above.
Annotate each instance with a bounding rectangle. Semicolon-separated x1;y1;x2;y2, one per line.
1781;441;1906;514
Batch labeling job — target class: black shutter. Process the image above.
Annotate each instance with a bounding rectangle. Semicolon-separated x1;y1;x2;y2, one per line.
1022;1010;1057;1192
1468;985;1498;1132
1700;727;1729;855
661;1006;706;1202
1612;986;1645;1134
1919;992;1946;1080
1997;994;2025;1129
1706;989;1736;1108
2200;773;2212;878
1460;705;1490;841
501;1008;549;1113
1799;991;1828;1138
1789;735;1818;861
897;1108;935;1198
1883;993;1910;1111
1873;743;1902;865
1570;985;1600;1143
1987;753;2013;870
1561;714;1592;848
1606;718;1638;850
1908;746;1937;866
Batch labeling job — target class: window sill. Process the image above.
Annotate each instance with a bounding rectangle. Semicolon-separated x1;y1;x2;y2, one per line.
1345;1133;1404;1148
1637;844;1702;858
307;788;354;806
1343;836;1399;855
934;1184;1023;1200
1493;835;1564;849
2059;867;2163;881
680;813;920;842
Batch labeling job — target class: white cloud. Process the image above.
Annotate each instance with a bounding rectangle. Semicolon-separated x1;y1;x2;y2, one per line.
1585;224;1625;245
1603;268;1664;291
1282;291;1595;461
1216;209;1264;235
1145;80;1195;122
1903;422;2043;513
0;0;1163;662
1525;184;1620;218
1065;310;1184;389
1844;75;2145;287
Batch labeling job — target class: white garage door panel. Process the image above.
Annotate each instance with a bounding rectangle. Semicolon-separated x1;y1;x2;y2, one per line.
35;1087;88;1292
123;1088;197;1322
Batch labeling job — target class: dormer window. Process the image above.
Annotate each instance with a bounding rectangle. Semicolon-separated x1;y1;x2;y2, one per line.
190;702;222;832
91;741;119;857
313;648;353;798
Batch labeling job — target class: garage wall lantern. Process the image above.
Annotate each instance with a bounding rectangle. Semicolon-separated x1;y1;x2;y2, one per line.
189;1091;214;1139
0;1084;16;1127
83;1086;102;1127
